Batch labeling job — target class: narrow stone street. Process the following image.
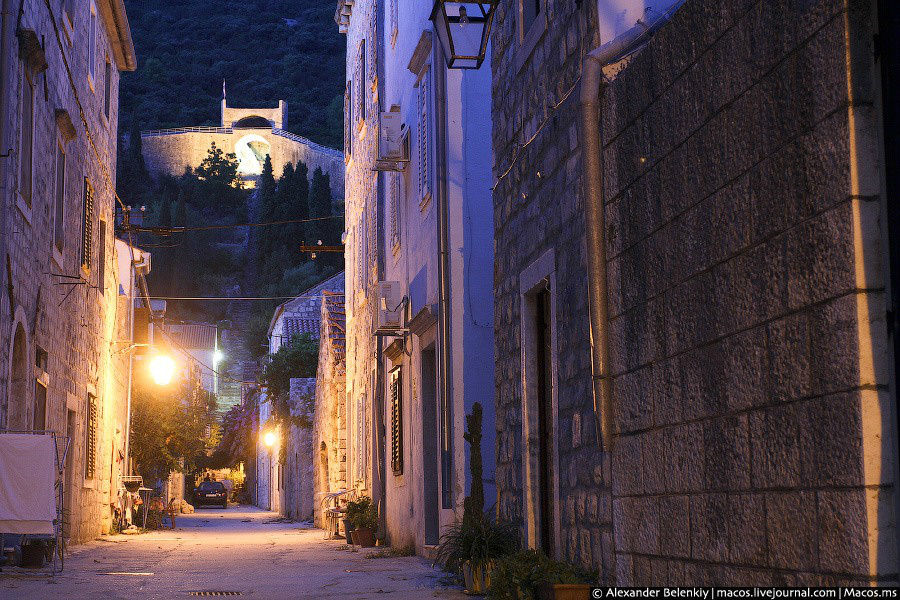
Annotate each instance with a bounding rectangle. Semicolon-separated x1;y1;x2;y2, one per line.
1;507;466;599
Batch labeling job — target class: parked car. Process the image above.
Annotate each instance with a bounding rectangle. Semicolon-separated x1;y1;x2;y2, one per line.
194;481;228;508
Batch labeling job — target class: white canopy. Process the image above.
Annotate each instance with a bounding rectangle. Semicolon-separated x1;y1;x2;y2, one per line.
0;434;57;535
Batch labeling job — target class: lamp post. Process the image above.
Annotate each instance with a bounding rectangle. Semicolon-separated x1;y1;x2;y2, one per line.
429;1;496;69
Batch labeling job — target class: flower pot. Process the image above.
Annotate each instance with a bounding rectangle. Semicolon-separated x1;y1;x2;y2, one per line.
538;583;591;600
462;560;493;595
351;526;376;547
342;518;354;543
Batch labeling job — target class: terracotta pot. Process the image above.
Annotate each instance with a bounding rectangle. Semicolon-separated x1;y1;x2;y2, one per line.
342;518;354;543
538;583;591;600
462;560;493;595
352;526;376;547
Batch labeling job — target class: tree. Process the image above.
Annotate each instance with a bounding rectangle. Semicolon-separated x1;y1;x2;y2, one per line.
194;141;241;188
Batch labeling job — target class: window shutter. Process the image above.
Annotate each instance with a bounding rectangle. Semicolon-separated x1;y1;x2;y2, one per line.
345;81;352;158
390;368;403;475
85;394;97;479
81;178;94;270
417;70;431;203
390;174;401;249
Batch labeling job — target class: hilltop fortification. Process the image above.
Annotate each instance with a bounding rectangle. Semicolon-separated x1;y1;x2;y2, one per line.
141;99;344;196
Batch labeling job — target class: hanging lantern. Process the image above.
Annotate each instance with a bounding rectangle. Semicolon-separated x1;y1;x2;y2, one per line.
430;1;496;69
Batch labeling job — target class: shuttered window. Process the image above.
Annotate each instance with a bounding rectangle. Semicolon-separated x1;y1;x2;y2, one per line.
417;70;432;205
355;396;366;482
390;173;401;250
344;80;352;159
390;367;403;476
20;71;34;208
357;39;366;123
84;394;98;480
390;0;398;46
81;178;94;271
54;144;66;253
98;220;106;294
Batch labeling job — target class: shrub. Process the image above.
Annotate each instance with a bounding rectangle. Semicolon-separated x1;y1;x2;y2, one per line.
346;496;377;530
435;514;519;574
487;550;597;600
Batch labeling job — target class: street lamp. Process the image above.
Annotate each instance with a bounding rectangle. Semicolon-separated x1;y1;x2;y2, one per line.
430;1;496;69
263;431;277;448
148;354;176;386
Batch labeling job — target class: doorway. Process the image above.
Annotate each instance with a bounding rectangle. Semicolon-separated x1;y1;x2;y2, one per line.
421;346;439;546
8;324;28;430
534;288;555;557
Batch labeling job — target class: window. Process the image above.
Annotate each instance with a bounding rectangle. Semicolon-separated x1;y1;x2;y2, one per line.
522;0;541;35
88;3;97;84
344;80;353;159
81;178;94;272
98;220;106;294
84;394;98;480
355;396;366;482
389;0;398;47
390;173;401;250
33;382;47;431
417;70;433;206
54;143;66;254
390;367;403;476
19;71;34;208
357;40;367;123
103;58;112;118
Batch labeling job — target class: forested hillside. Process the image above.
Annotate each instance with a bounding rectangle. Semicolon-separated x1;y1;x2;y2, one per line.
120;0;345;147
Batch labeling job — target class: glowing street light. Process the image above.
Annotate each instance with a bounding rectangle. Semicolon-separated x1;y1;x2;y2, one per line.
213;350;224;366
263;431;277;448
148;354;176;386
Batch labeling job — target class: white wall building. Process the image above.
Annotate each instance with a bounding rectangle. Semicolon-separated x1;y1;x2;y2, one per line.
337;0;496;553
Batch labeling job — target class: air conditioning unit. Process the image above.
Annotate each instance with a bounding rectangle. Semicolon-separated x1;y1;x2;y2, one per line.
375;281;405;334
374;107;409;172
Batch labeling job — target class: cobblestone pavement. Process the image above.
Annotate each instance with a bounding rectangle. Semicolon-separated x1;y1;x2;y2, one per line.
1;506;466;599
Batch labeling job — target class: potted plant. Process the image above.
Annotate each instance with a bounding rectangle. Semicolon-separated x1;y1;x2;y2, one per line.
435;516;519;594
435;403;519;594
347;496;377;547
487;550;596;600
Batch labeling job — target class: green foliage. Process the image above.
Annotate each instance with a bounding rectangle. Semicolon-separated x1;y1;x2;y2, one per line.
487;550;597;600
346;496;378;531
260;333;318;429
120;0;345;148
206;392;258;469
436;403;517;575
463;403;484;525
130;370;218;481
435;515;519;575
195;142;242;188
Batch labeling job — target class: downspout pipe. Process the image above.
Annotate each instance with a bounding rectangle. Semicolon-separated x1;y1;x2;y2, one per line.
580;2;683;450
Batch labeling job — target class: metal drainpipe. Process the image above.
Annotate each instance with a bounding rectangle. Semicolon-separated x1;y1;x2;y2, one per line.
373;0;388;541
434;48;453;510
580;2;684;450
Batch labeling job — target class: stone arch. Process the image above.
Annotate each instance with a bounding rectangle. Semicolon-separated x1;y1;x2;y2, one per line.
234;133;271;176
234;116;272;129
6;310;30;431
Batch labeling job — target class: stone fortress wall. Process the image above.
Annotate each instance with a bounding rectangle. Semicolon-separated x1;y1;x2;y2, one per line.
141;99;344;197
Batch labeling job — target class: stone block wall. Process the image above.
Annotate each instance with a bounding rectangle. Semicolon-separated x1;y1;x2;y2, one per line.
0;0;133;543
492;0;898;585
603;0;897;584
491;0;612;577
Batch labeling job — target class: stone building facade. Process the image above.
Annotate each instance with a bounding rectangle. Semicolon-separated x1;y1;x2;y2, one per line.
255;273;344;515
140;98;345;196
313;290;346;527
492;0;899;585
0;0;137;543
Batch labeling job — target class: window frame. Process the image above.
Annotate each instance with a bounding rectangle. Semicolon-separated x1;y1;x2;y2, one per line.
18;69;35;216
390;172;402;253
84;393;98;482
88;2;97;89
53;140;67;263
103;55;112;120
416;67;433;210
390;366;403;476
81;178;95;275
514;0;547;73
